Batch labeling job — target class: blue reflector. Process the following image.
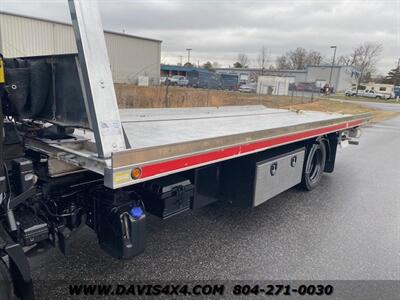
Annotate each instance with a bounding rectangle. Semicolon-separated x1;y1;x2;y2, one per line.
130;207;144;219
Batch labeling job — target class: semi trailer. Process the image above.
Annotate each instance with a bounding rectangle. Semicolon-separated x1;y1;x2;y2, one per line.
0;1;370;299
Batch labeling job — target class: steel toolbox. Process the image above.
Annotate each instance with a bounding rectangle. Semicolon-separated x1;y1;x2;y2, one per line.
140;175;195;219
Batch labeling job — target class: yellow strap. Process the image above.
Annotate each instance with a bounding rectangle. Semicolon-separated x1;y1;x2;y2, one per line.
0;58;4;83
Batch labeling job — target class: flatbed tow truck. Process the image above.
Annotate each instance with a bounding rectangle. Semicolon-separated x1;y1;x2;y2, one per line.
0;1;370;299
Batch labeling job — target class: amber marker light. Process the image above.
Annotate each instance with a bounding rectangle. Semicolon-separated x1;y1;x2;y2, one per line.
131;167;142;179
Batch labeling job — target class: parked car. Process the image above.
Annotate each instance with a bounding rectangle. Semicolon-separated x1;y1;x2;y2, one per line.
168;75;189;86
359;89;391;99
295;82;320;93
160;76;168;85
345;87;358;96
239;82;257;93
320;84;334;95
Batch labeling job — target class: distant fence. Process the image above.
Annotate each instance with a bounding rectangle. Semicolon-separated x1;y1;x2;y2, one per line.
115;84;318;109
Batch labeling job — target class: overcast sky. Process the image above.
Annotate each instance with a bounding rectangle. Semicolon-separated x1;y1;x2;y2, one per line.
1;0;399;74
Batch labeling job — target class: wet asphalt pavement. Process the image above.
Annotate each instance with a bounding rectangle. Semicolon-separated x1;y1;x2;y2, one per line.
328;98;400;112
30;104;400;298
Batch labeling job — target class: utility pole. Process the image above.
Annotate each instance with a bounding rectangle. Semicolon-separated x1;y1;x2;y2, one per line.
328;46;337;90
179;55;183;66
186;48;192;64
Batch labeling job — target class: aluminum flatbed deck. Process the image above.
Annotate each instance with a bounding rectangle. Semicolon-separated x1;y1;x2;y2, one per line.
109;105;370;188
26;105;370;189
120;105;359;149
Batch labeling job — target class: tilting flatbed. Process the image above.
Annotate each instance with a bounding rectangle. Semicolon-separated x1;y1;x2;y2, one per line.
115;106;368;187
25;105;369;189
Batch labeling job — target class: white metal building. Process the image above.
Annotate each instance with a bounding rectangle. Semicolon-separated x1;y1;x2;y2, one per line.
257;76;294;96
215;65;360;92
0;11;162;84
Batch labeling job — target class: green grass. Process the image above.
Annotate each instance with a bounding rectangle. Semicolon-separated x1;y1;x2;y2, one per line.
326;93;400;104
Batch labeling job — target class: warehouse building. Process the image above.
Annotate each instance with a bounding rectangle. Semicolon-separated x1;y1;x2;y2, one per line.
215;65;360;92
0;11;161;84
305;65;360;92
214;67;308;86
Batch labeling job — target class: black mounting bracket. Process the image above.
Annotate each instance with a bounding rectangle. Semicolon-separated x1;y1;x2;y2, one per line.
0;225;35;300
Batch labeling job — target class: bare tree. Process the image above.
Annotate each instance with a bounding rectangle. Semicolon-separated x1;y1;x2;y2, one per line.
305;51;323;66
337;43;383;83
237;53;249;68
257;46;270;75
337;53;357;66
288;47;308;69
275;55;291;69
275;48;324;70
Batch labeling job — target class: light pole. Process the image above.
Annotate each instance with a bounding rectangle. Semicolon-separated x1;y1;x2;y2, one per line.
186;48;192;64
328;46;337;89
397;58;400;85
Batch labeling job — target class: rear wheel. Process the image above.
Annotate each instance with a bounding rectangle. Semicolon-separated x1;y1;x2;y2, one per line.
0;258;14;300
300;141;327;191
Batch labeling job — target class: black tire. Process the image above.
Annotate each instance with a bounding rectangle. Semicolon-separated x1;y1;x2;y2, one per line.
300;141;327;191
0;258;14;300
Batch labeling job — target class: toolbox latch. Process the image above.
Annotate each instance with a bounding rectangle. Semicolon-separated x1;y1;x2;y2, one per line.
172;185;184;197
